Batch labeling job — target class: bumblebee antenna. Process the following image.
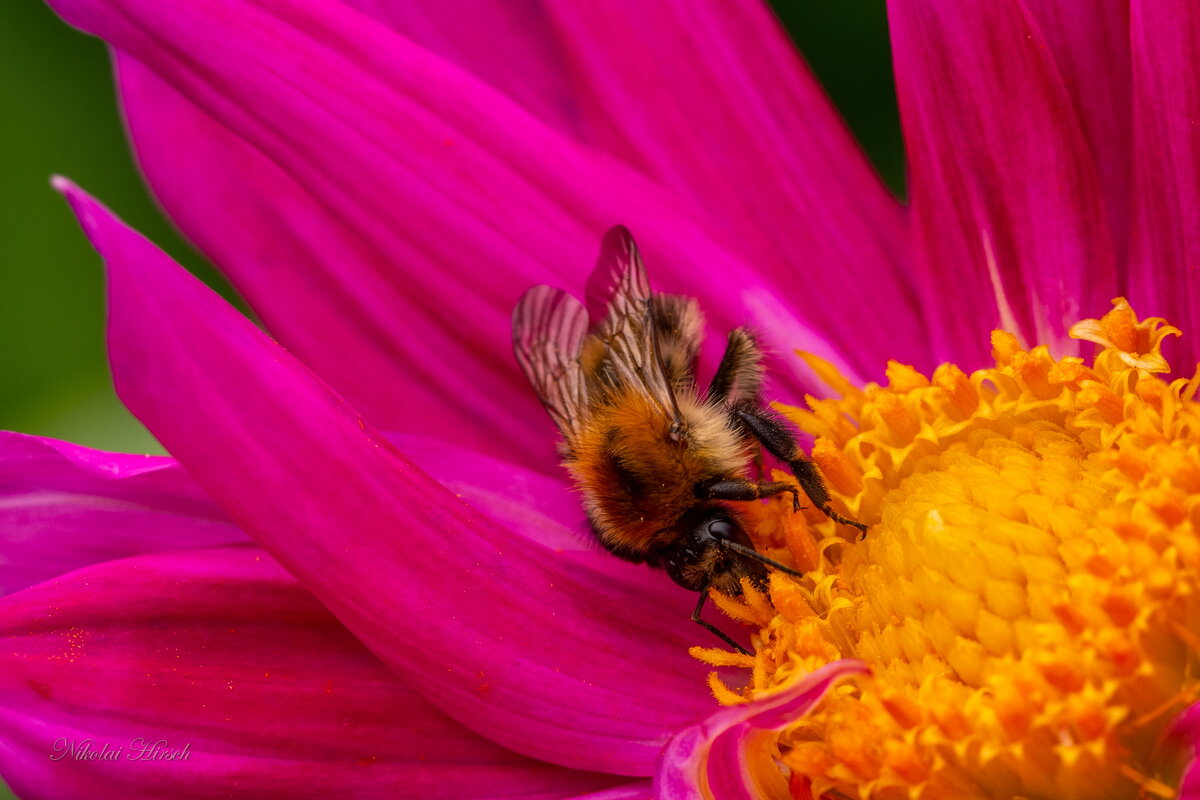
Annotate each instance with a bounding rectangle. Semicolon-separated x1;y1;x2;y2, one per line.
718;540;805;579
692;590;750;655
689;545;802;655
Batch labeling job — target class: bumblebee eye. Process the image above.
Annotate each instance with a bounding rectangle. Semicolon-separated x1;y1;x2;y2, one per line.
707;518;737;541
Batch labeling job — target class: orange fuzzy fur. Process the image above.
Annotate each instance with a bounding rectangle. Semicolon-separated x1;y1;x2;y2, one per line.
565;386;748;557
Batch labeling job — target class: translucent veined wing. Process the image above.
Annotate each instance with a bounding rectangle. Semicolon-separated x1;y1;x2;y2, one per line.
512;285;590;438
585;225;652;324
582;226;701;412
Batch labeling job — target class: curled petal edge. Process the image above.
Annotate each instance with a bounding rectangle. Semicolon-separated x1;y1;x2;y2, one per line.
654;661;869;800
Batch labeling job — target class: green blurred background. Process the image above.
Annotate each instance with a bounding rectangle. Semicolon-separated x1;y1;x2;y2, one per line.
0;0;903;458
2;1;233;454
0;1;901;797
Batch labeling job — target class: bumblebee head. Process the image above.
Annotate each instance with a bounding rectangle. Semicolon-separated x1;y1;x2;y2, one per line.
662;509;769;595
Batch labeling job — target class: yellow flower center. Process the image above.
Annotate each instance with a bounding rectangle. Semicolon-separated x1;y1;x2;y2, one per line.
696;299;1200;799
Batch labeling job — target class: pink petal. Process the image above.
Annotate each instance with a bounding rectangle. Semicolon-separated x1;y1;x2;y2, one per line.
336;0;920;378
337;0;585;140
653;661;869;800
514;1;927;375
0;546;623;799
888;0;1117;365
113;53;562;474
565;784;653;800
1129;0;1200;370
59;182;717;775
1021;0;1133;264
0;431;244;596
390;431;743;623
1174;702;1200;798
387;433;590;552
52;0;870;451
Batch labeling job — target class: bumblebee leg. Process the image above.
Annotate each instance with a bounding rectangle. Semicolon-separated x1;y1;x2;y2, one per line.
692;590;749;655
696;477;802;512
706;328;764;405
733;406;868;536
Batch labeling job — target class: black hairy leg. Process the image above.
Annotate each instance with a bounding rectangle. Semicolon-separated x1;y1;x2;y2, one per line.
696;476;801;511
732;405;868;535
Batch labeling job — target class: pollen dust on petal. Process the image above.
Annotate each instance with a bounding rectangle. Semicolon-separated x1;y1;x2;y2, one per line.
695;298;1200;799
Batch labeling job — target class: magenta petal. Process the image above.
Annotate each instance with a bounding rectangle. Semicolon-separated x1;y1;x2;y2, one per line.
0;431;244;596
384;432;733;647
530;1;926;376
889;0;1117;366
113;53;561;474
1021;0;1133;264
334;0;920;377
1174;702;1200;798
0;546;623;799
337;0;585;140
653;662;868;800
386;433;588;552
53;0;864;439
385;431;749;655
1129;0;1200;370
564;783;653;800
58;183;715;775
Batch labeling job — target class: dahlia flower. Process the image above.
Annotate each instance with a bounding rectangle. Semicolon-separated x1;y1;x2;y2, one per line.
2;1;1198;799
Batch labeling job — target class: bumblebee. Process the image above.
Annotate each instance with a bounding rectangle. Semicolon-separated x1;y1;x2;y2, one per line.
513;226;865;650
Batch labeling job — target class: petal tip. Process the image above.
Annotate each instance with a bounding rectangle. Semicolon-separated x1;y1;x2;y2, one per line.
52;176;109;250
49;173;76;193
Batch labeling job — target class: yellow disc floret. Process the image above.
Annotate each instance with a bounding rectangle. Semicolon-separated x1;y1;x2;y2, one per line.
696;299;1200;799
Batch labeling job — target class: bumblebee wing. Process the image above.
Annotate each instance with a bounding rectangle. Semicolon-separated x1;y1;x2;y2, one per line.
586;225;651;325
512;285;590;437
582;226;695;407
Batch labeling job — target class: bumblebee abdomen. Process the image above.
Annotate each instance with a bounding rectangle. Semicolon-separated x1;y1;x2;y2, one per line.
566;389;748;559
